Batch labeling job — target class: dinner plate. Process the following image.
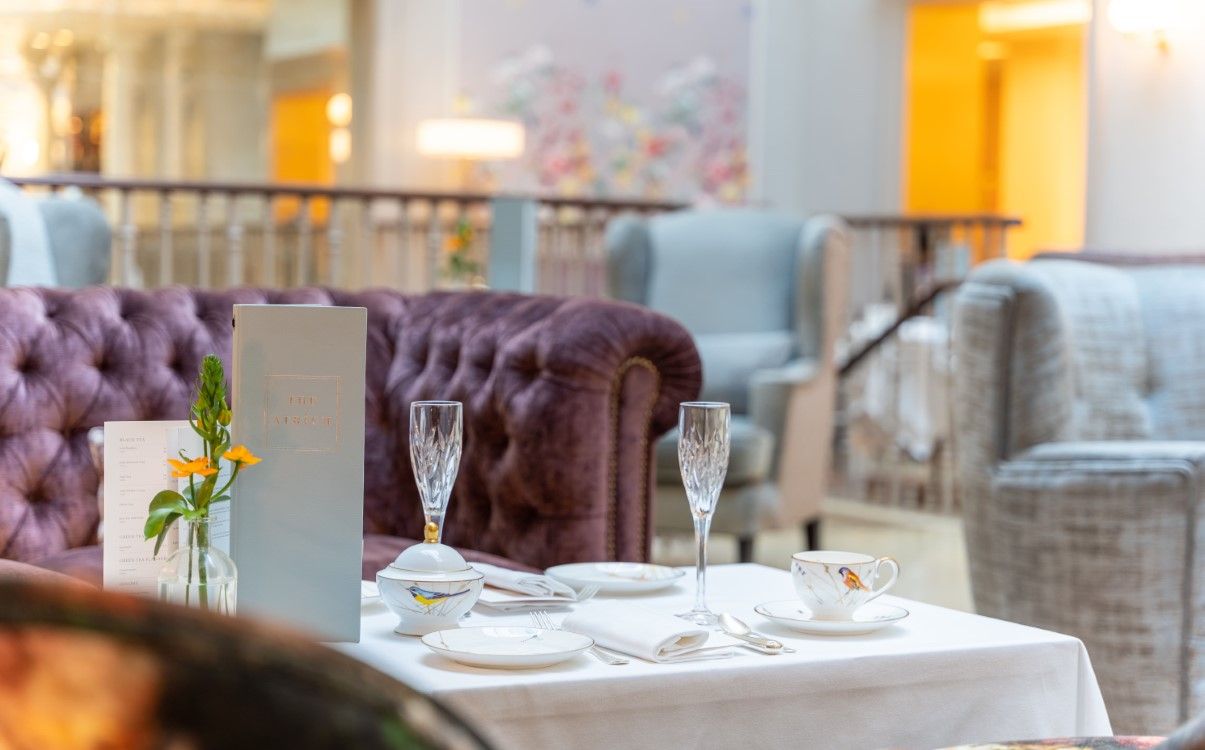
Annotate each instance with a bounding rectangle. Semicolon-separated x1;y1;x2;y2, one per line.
421;626;593;669
545;562;685;594
754;600;909;636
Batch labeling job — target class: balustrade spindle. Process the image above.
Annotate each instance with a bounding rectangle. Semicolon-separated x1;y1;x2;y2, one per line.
360;199;375;288
427;201;442;289
327;198;343;286
296;196;312;287
226;193;244;287
196;193;211;288
393;200;409;289
118;189;136;286
263;193;277;287
158;191;173;287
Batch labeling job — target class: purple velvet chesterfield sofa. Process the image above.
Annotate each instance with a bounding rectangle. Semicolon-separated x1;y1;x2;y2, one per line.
0;286;701;583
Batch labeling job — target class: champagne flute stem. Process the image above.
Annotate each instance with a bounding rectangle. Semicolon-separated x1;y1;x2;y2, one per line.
693;511;712;614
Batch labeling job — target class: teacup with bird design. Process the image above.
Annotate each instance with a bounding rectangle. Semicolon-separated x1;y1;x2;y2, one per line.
790;551;900;621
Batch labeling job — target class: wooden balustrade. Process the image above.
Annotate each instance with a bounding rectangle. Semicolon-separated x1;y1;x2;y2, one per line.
7;174;681;293
9;171;1023;516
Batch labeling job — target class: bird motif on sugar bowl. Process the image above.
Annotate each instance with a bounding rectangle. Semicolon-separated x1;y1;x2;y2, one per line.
839;566;868;591
407;585;471;610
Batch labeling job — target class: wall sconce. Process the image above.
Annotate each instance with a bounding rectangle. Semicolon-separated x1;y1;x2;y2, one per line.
329;128;351;164
1107;0;1172;52
326;93;352;128
326;93;352;165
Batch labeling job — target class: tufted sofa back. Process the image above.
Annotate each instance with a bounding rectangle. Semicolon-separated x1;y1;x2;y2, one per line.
0;286;700;567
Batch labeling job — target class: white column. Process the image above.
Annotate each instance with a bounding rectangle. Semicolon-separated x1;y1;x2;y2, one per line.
101;32;144;177
348;0;461;189
747;0;906;215
160;28;190;178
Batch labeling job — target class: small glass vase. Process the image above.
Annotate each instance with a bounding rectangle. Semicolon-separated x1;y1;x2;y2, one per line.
158;518;237;614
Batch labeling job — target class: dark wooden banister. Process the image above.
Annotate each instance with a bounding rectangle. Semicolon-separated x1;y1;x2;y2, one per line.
837;279;962;378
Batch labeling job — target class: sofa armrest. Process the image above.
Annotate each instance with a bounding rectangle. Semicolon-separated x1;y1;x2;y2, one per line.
375;292;701;569
747;358;834;527
983;441;1205;733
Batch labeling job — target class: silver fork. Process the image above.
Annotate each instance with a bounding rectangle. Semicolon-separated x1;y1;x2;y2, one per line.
530;609;628;665
574;584;601;603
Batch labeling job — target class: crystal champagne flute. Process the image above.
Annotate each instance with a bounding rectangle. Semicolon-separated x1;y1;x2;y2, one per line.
409;401;463;544
676;401;731;626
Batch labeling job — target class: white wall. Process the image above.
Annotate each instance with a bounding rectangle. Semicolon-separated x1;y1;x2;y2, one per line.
348;0;459;188
1085;0;1205;251
748;0;907;215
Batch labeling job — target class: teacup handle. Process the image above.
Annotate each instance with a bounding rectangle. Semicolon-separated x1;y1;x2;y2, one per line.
864;557;900;604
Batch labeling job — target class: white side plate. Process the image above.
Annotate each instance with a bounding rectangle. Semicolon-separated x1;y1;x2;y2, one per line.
754;600;909;636
545;562;685;594
422;626;593;669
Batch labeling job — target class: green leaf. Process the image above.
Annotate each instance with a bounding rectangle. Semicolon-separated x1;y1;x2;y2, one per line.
153;513;182;556
149;490;186;513
210;494;231;504
144;491;188;540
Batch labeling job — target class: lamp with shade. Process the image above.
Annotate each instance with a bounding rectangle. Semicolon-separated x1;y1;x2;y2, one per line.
416;117;525;189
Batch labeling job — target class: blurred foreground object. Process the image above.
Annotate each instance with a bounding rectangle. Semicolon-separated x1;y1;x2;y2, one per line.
0;578;492;749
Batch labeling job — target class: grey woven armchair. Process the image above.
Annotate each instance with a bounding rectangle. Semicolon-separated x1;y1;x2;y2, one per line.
953;254;1205;736
605;209;848;561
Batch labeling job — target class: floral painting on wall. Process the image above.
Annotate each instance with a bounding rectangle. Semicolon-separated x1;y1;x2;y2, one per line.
459;0;752;204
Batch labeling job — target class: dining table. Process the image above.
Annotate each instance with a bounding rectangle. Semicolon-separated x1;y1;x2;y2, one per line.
334;563;1112;750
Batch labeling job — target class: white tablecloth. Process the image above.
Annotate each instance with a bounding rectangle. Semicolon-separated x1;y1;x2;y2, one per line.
336;564;1111;750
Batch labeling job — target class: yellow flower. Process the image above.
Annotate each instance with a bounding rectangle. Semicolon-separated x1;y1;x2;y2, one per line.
168;456;217;478
223;444;262;466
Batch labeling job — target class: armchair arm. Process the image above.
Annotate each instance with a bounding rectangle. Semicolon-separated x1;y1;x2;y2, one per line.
376;292;702;569
979;441;1205;733
747;358;834;527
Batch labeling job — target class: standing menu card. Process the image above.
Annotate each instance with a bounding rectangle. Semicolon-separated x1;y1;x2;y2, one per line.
102;420;186;595
103;422;231;595
231;304;366;642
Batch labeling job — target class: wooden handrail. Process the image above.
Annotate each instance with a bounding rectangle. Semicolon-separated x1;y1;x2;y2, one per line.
837;280;961;378
843;213;1021;228
4;173;687;213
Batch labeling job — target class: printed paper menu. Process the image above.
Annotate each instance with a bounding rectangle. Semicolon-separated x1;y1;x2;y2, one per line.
101;422;230;595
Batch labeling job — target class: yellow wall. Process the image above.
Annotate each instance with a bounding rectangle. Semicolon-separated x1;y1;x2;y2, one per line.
905;4;991;213
271;89;333;221
905;2;1086;258
998;29;1085;256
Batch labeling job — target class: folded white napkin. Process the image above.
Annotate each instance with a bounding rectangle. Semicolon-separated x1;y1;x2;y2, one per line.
563;602;734;663
472;562;577;598
476;587;577;612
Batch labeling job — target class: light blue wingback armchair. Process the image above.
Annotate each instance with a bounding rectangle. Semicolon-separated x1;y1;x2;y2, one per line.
605;210;848;560
0;190;111;287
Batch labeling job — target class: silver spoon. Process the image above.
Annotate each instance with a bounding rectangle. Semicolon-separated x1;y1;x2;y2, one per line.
719;613;796;654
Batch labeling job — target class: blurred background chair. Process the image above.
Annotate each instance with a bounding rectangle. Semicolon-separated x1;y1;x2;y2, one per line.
605;209;848;561
0;574;491;749
0;185;111;287
954;253;1205;736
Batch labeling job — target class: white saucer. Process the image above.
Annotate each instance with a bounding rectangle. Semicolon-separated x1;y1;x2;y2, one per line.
421;626;593;669
754;600;909;635
545;562;685;594
361;580;380;602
